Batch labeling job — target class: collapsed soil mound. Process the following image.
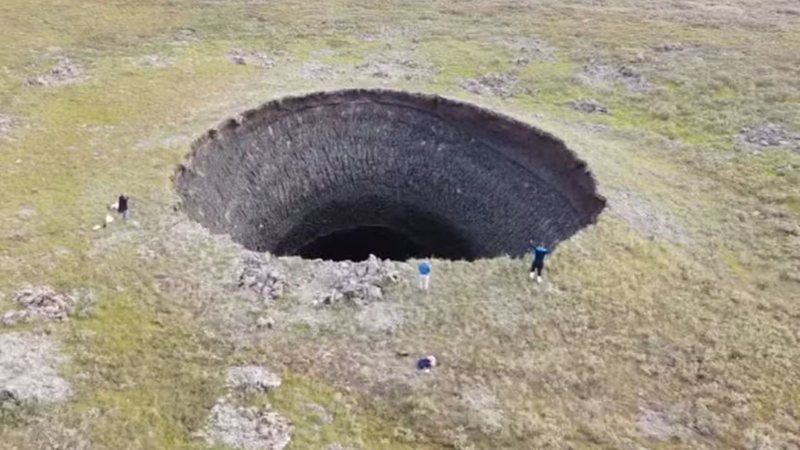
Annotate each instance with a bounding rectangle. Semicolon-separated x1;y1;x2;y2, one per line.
175;89;605;261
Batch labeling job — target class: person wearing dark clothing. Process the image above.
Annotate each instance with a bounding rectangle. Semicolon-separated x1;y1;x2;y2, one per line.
118;194;129;220
416;355;437;372
529;241;550;283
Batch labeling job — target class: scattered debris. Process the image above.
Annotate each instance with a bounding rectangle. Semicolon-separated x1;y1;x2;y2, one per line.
2;286;91;326
299;62;337;81
458;72;519;98
205;400;292;450
226;366;282;393
314;255;399;307
580;59;652;91
355;51;438;82
0;332;72;403
738;123;800;150
24;58;83;87
237;253;287;304
227;49;277;68
569;98;610;114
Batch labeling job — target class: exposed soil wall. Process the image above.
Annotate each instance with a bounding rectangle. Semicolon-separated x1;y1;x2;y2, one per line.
174;89;605;260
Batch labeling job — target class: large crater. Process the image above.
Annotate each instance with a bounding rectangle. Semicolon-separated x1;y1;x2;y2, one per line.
174;89;605;261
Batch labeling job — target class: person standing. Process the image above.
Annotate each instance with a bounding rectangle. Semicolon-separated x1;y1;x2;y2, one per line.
529;241;550;283
118;194;129;220
418;260;432;291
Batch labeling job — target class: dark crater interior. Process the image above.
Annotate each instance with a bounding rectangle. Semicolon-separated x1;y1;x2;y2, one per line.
174;89;605;261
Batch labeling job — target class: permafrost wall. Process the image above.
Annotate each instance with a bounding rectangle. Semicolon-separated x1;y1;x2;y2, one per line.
174;89;605;260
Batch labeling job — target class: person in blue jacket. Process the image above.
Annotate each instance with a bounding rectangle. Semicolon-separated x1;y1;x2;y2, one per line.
418;260;432;291
529;241;550;283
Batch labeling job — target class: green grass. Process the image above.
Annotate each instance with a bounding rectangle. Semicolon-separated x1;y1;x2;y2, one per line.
1;0;799;448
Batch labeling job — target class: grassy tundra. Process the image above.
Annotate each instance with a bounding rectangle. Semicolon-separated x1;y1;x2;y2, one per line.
0;0;798;449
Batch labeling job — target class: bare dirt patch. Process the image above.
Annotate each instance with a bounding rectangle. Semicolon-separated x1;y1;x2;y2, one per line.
579;59;652;92
24;58;84;87
0;332;71;404
458;72;519;98
204;398;292;450
2;286;93;326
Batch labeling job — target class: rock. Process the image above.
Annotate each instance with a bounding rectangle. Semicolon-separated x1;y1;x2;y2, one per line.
313;256;399;307
569;98;609;114
226;366;282;392
237;253;287;304
205;400;292;450
2;286;86;326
